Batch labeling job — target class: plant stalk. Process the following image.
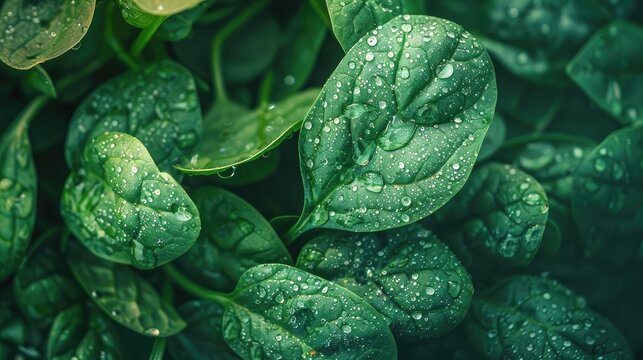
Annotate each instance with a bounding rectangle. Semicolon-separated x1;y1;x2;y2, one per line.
163;264;233;306
130;16;167;58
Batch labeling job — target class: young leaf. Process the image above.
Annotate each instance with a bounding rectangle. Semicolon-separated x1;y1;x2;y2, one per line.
61;132;201;270
133;0;203;16
567;21;643;125
296;224;473;340
65;61;202;177
288;15;496;240
431;163;548;267
24;65;57;98
223;264;397;359
326;0;425;51
13;246;83;322
167;301;239;360
178;89;320;175
464;276;632;359
571;125;643;259
47;305;122;360
116;0;158;28
0;112;37;281
175;186;292;291
0;0;96;69
67;242;186;338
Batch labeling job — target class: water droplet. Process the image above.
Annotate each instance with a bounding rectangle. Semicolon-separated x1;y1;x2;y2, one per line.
452;163;460;170
377;116;416;151
360;171;384;193
342;325;352;333
367;36;378;46
412;312;423;320
426;287;436;295
145;328;160;336
436;63;454;79
400;67;410;79
594;159;606;172
401;196;412;207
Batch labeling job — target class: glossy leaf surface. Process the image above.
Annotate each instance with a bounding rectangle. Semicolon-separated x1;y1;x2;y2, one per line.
61;132;201;269
296;224;473;339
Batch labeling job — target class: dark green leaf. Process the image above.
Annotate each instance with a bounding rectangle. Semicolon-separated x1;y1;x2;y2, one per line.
176;186;292;291
296;224;473;340
465;276;632;359
24;65;56;98
65;61;202;177
61;132;201;269
478;114;506;161
157;0;212;42
223;264;397;359
567;21;643;125
288;15;496;239
67;242;186;337
0;0;96;69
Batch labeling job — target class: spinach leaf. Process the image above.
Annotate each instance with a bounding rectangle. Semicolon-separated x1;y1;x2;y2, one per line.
67;242;186;338
571;125;643;259
157;0;212;42
430;163;549;267
0;110;37;282
567;21;643;125
24;65;57;98
61;132;201;269
178;89;319;175
167;301;239;360
326;0;425;51
65;60;202;177
175;186;292;291
223;264;397;359
287;15;497;240
478;114;506;161
47;304;122;360
0;0;96;69
13;246;83;322
132;0;203;17
464;276;632;359
296;224;473;340
116;0;158;28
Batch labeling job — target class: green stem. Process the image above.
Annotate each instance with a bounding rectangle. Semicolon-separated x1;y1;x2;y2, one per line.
198;5;236;24
130;16;167;58
258;72;274;107
308;0;332;30
211;0;270;103
105;2;138;70
57;57;108;92
283;216;309;246
148;338;167;360
15;95;49;132
163;264;233;306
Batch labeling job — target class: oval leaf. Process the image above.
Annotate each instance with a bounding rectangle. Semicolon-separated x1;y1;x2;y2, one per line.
67;242;186;337
0;0;95;69
223;264;397;359
133;0;203;16
65;61;202;177
464;276;632;359
176;186;292;291
61;132;201;269
296;224;473;340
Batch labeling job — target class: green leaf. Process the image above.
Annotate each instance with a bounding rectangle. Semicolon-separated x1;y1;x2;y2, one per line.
478;114;506;161
288;15;496;239
47;304;122;360
567;21;643;125
116;0;158;28
167;301;239;360
24;65;57;98
0;0;96;69
326;0;425;51
223;264;397;359
176;186;292;291
67;242;186;338
571;125;643;259
270;4;326;100
65;61;202;177
178;89;320;175
157;0;212;42
430;163;549;267
61;132;201;269
464;276;632;359
0;113;36;281
13;246;83;322
296;224;473;340
133;0;203;16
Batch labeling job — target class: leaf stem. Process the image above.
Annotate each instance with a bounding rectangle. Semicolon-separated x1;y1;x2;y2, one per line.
130;16;167;58
283;216;309;245
15;95;49;132
211;0;270;103
163;264;233;306
105;2;139;70
148;338;167;360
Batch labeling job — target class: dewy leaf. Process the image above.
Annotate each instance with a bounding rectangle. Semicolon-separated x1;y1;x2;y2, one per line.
61;132;201;270
0;0;95;70
571;125;643;258
0;113;36;282
133;0;203;16
116;0;158;28
13;246;83;322
288;15;496;239
464;276;632;360
178;89;320;175
567;21;643;125
68;242;186;338
296;224;473;340
168;301;239;360
175;186;292;291
429;163;549;267
65;61;202;178
223;264;397;360
47;305;122;360
326;0;425;51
